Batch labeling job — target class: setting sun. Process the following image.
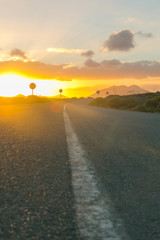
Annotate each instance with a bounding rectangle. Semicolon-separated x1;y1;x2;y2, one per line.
0;74;65;97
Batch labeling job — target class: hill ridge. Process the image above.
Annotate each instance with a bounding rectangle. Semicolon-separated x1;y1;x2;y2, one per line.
90;85;149;98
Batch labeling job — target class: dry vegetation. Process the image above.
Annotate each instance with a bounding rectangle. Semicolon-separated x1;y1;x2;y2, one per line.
89;93;160;113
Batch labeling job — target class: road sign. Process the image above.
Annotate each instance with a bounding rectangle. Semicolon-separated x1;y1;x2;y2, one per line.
59;89;63;99
96;90;100;98
29;83;36;95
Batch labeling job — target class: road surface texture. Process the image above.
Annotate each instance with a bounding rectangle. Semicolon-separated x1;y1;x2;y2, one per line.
66;100;160;240
0;100;160;239
0;102;77;240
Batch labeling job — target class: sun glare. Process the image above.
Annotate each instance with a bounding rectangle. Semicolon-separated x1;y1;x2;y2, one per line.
0;74;65;97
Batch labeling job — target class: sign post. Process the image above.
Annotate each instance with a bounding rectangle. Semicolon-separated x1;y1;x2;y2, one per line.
96;90;100;98
29;83;36;95
59;89;63;99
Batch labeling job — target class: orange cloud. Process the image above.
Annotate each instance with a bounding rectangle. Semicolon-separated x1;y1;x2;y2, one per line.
1;59;160;81
0;60;72;80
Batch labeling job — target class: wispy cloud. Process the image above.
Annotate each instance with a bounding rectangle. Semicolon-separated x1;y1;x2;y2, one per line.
10;48;28;59
47;48;94;57
135;31;153;38
102;30;135;52
124;17;136;23
47;48;83;54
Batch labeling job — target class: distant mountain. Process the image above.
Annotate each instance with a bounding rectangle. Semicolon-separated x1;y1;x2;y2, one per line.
90;85;149;98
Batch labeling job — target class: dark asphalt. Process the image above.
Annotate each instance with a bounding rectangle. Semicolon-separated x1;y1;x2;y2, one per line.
66;100;160;240
1;100;160;240
0;102;77;240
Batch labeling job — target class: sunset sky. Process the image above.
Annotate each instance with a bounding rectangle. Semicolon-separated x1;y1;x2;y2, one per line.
0;0;160;97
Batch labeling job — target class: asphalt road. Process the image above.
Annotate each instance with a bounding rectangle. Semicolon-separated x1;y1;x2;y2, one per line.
0;100;160;240
66;100;160;240
0;102;77;240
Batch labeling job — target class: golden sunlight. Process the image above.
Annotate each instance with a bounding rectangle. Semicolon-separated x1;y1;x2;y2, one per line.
0;74;65;97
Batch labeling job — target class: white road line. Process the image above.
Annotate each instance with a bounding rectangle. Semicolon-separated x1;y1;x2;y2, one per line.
64;106;130;240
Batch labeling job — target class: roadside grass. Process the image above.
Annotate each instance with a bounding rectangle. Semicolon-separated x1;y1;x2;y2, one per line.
89;93;160;113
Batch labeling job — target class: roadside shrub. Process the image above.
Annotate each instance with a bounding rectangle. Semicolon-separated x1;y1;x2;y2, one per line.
145;96;160;110
89;93;160;113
